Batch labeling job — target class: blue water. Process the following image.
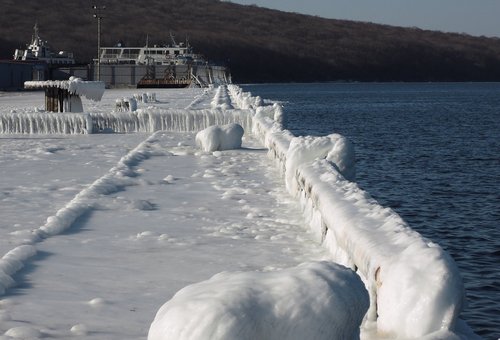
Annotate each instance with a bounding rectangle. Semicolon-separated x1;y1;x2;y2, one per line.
240;83;500;339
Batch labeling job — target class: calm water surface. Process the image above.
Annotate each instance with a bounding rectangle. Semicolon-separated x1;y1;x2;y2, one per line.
241;83;500;339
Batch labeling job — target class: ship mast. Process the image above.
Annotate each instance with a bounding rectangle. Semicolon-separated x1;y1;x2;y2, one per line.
33;22;38;41
31;22;41;46
169;32;177;46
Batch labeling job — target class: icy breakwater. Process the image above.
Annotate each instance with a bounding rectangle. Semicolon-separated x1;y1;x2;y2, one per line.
228;85;468;339
0;85;470;338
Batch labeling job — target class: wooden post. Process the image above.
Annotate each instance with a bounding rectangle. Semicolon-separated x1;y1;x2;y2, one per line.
45;87;59;112
58;89;64;112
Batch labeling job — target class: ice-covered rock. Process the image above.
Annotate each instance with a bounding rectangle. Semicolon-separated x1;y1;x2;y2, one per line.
195;123;244;152
148;261;369;340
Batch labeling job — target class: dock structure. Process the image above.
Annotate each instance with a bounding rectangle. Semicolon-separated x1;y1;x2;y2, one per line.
0;85;471;338
24;77;105;113
41;86;81;112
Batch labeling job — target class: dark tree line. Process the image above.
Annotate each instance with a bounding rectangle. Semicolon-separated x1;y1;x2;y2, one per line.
2;0;500;82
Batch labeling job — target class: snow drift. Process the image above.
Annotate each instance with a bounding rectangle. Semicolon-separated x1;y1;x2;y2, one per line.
0;245;37;295
0;132;163;297
148;261;369;340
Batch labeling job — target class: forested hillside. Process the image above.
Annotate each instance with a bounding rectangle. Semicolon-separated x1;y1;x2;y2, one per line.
2;0;500;82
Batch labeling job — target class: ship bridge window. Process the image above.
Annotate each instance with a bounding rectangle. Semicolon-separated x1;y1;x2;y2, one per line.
123;49;140;58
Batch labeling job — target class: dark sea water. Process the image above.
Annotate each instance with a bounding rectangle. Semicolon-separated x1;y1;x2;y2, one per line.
240;83;500;339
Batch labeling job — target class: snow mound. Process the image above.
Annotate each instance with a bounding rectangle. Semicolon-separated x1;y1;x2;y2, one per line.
4;325;42;339
148;261;369;340
195;123;244;152
70;323;89;336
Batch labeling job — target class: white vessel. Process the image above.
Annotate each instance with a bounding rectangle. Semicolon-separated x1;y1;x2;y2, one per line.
96;36;230;88
13;23;75;65
99;39;206;66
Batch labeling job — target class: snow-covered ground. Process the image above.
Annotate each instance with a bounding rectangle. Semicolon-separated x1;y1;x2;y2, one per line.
0;85;475;339
0;88;332;339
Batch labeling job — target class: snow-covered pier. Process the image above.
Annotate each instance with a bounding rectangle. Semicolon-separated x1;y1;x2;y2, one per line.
0;85;474;339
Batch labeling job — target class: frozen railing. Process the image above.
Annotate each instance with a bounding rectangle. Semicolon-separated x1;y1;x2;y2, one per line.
0;112;93;134
228;84;466;339
211;85;234;110
90;108;253;134
0;103;253;135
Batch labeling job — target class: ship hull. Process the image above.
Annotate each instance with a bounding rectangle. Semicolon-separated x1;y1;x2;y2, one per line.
136;80;191;89
98;64;229;88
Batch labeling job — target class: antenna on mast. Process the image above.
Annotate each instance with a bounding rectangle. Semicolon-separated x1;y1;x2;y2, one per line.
169;31;177;46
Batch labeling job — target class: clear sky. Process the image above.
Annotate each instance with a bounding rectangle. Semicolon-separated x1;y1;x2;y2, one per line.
228;0;500;38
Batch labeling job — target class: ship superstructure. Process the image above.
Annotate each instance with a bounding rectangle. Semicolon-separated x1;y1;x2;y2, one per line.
13;24;75;65
10;25;230;88
96;37;230;88
99;41;206;66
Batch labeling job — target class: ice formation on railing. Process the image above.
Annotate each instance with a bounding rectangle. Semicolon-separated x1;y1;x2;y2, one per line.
115;97;138;112
90;108;253;134
0;107;254;135
211;85;234;110
228;85;265;110
228;85;469;339
24;76;105;101
0;112;93;134
133;92;157;103
285;134;356;190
